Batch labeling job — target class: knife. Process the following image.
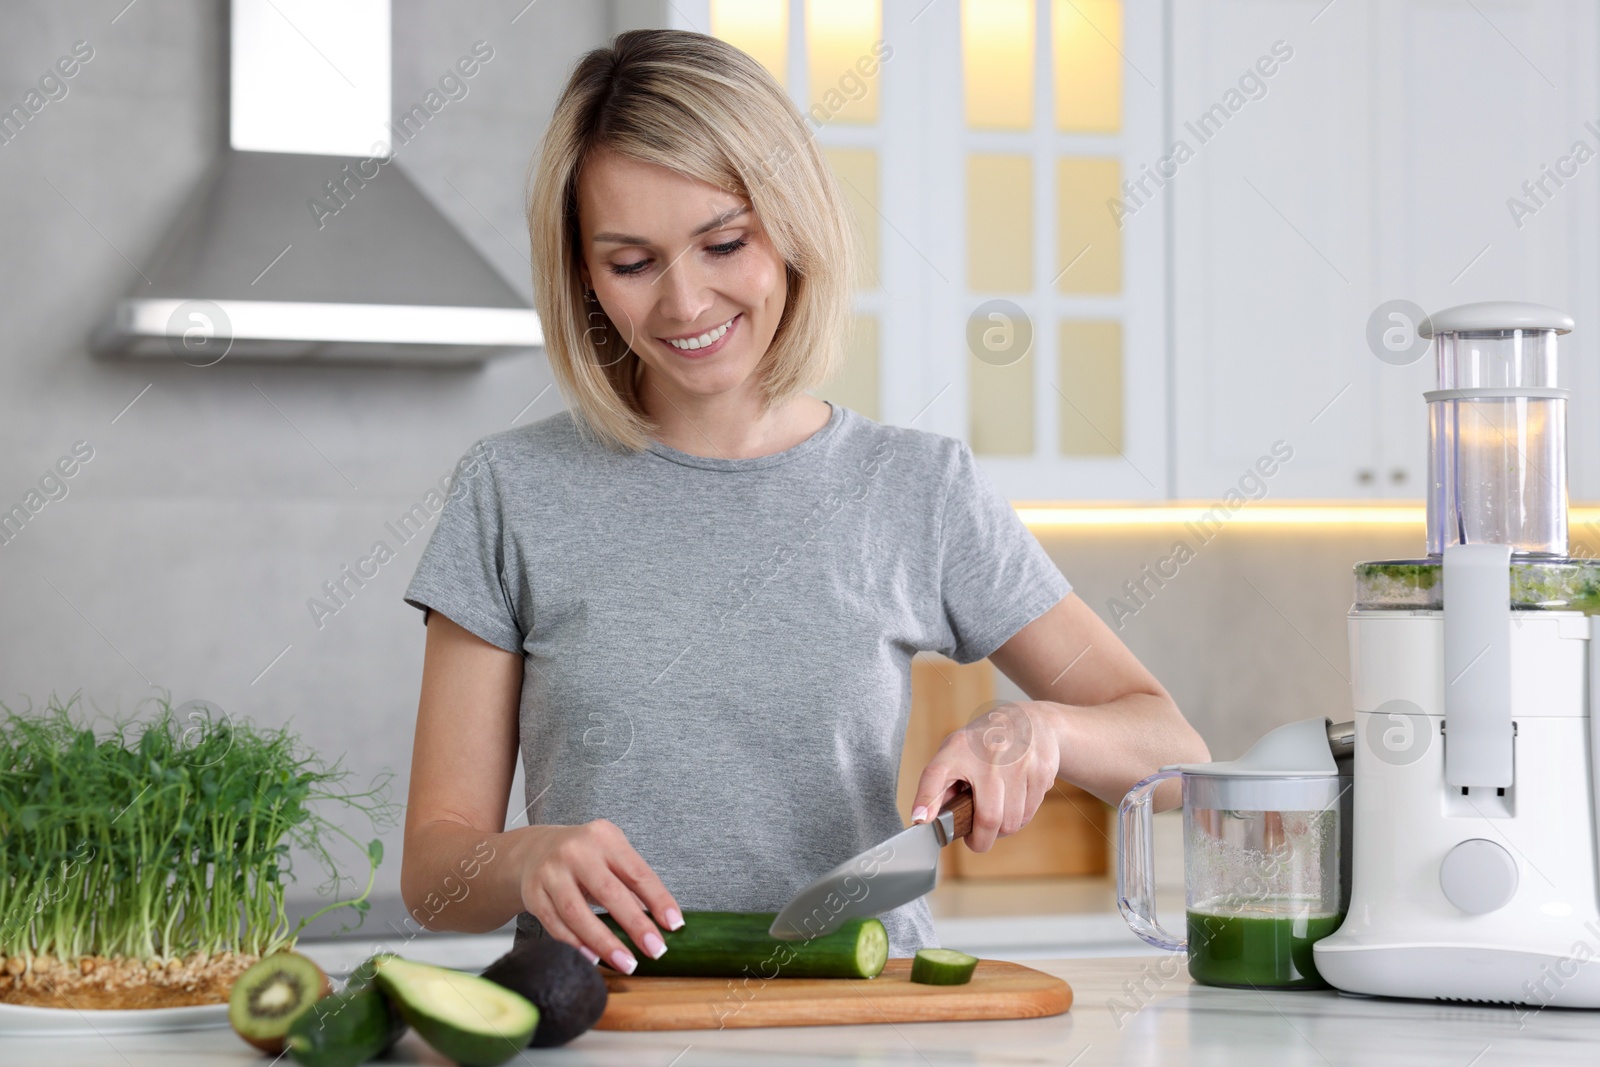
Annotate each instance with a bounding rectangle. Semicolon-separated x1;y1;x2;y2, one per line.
768;786;975;941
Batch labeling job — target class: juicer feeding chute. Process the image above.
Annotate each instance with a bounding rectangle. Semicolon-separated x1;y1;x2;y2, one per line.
1420;302;1575;557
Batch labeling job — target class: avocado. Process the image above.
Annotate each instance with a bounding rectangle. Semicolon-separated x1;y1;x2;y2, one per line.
284;978;405;1067
480;937;609;1047
371;955;538;1066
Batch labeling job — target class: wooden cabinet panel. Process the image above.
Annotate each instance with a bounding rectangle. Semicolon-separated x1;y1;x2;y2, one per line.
946;788;1109;879
898;655;1109;879
897;654;993;819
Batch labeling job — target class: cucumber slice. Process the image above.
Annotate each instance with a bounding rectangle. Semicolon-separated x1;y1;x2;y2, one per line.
910;948;979;985
599;911;888;979
372;955;538;1066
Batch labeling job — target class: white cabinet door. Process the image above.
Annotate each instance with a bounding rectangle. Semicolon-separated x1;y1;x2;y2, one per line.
911;0;1172;502
1164;0;1376;502
1370;0;1600;500
1172;0;1377;499
1175;0;1600;502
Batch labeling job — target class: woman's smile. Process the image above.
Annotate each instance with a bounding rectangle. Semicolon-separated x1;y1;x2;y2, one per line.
656;313;740;357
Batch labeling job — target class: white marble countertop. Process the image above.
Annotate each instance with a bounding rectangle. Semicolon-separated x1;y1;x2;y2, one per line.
15;948;1600;1066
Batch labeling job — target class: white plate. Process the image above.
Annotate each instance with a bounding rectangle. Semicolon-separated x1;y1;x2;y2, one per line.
0;999;230;1036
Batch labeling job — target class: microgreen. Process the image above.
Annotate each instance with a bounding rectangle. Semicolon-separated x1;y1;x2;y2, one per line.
0;692;399;963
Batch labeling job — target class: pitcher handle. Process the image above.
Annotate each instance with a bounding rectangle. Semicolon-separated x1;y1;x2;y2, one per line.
1117;768;1185;951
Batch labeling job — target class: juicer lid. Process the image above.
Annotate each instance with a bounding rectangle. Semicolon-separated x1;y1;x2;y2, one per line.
1419;301;1573;338
1167;717;1340;778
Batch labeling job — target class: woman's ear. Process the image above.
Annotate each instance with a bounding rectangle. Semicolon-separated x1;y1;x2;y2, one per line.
577;260;593;291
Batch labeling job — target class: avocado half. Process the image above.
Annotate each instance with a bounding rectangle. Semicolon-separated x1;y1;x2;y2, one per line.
371;955;538;1066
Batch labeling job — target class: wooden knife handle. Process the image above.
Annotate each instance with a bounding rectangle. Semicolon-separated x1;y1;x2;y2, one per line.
941;785;974;841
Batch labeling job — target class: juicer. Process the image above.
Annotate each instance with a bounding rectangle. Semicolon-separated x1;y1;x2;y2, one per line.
1312;301;1600;1006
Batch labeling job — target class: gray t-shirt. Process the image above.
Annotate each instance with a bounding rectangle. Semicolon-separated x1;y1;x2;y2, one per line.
403;402;1071;956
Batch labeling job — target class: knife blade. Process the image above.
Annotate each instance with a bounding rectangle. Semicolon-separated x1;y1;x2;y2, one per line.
768;787;975;941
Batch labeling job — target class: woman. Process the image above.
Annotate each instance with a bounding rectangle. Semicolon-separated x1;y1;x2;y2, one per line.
400;29;1207;973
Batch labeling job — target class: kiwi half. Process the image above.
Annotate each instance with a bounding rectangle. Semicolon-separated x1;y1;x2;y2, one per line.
228;950;332;1053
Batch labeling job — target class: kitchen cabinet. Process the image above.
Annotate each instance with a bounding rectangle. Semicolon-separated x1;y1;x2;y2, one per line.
897;655;1108;879
1173;0;1600;500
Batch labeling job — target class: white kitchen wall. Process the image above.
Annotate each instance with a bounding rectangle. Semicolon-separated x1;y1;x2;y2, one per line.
0;0;604;923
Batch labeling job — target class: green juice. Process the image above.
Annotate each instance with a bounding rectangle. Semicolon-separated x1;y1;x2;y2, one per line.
1186;908;1344;989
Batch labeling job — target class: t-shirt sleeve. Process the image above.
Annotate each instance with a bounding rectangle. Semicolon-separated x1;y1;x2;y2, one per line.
402;440;524;653
933;442;1073;664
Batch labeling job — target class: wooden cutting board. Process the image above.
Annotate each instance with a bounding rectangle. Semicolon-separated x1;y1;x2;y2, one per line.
595;958;1072;1030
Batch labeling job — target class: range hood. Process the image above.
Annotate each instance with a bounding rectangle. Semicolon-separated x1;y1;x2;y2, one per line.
94;0;541;364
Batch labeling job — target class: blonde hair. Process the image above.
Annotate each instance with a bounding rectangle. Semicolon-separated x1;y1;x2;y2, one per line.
528;29;854;451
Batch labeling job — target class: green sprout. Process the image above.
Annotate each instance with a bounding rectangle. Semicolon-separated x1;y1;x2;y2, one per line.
0;693;399;963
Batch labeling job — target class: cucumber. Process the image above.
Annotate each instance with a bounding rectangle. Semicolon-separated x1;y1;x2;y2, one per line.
599;911;888;979
371;955;539;1066
284;980;405;1067
910;948;978;985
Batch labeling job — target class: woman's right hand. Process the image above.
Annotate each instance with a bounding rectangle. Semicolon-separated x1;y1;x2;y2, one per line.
511;819;684;974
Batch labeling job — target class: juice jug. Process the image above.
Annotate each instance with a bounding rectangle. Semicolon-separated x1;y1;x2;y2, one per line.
1118;718;1352;989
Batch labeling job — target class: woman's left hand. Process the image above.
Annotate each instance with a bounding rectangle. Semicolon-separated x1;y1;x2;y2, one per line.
908;701;1061;852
